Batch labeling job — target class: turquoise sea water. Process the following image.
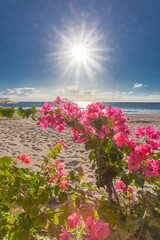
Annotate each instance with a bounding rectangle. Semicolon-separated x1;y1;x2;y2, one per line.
1;102;160;114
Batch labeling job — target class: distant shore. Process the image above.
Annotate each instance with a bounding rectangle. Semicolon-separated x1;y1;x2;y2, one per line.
0;113;160;183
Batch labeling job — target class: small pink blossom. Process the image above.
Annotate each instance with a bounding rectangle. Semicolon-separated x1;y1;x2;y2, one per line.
55;124;65;132
129;187;134;194
45;164;51;171
61;139;68;148
113;132;126;147
85;216;110;240
128;195;132;200
16;155;32;163
59;226;71;240
55;96;62;104
39;102;53;113
114;181;127;192
143;159;159;177
133;126;146;138
99;125;110;139
58;180;69;191
67;212;79;229
126;138;137;148
55;160;64;171
52;141;58;147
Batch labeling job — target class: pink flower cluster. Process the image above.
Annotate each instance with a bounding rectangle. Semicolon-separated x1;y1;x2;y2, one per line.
143;159;159;177
114;181;133;200
16;155;32;163
49;159;69;191
127;125;160;176
52;139;68;149
106;106;130;147
37;97;160;178
134;125;160;139
59;213;110;240
85;216;110;240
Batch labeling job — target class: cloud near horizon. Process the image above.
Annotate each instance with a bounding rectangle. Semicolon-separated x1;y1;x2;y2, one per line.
133;83;143;88
3;88;40;97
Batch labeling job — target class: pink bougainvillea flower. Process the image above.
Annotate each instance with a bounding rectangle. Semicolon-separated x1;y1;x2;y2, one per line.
45;164;51;171
146;125;155;138
113;132;126;147
39;102;53;114
58;180;69;191
61;139;68;148
52;141;58;147
143;159;159;177
59;226;71;240
98;125;110;139
114;181;128;192
55;160;64;171
67;212;79;229
133;126;146;138
126;137;137;148
128;195;132;200
146;140;159;155
85;216;110;240
55;96;62;104
16;155;32;163
55;124;65;132
129;187;134;194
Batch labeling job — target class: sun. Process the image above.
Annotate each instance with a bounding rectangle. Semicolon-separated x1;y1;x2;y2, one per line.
71;44;89;63
51;24;107;80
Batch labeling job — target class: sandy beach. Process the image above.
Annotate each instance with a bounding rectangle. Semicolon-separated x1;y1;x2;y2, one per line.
0;114;160;183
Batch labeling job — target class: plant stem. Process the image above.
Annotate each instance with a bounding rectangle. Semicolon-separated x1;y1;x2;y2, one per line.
112;183;120;206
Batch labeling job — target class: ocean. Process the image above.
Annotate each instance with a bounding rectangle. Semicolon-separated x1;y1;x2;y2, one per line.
1;101;160;114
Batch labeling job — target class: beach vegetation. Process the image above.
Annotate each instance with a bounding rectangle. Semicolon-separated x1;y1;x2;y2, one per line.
0;97;160;239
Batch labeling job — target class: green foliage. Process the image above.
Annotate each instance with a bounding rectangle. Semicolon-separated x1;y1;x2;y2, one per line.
17;107;36;119
1;105;160;240
0;107;15;119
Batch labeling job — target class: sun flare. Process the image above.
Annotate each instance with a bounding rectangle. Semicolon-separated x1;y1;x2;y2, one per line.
71;44;89;63
51;24;107;80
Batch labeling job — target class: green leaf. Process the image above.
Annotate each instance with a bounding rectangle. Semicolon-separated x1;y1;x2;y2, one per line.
54;185;61;196
34;215;47;229
117;227;131;240
48;223;56;236
38;192;49;205
17;107;36;119
17;107;26;118
59;192;68;203
9;230;30;240
135;176;145;188
82;183;91;189
56;109;61;115
29;207;39;219
53;213;59;225
0;156;12;169
31;106;36;116
0;107;15;119
14;179;21;188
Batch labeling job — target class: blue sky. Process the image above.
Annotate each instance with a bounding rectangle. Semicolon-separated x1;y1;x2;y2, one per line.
0;0;160;102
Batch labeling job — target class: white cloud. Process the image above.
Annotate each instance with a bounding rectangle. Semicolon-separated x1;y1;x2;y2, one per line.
66;86;83;94
3;87;40;97
128;91;133;94
66;86;96;96
56;89;65;93
133;83;143;88
103;91;112;95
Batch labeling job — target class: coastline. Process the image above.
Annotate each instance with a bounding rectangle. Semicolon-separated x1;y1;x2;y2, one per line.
0;113;160;183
